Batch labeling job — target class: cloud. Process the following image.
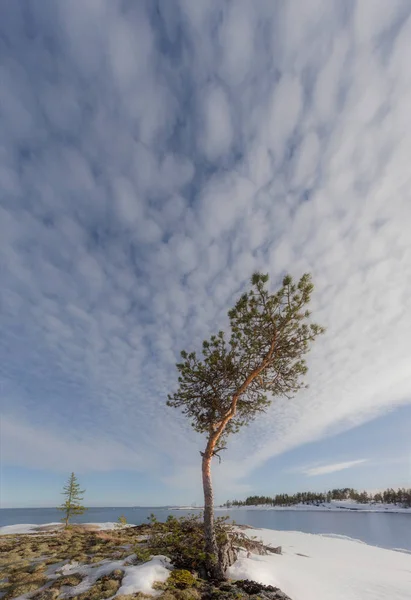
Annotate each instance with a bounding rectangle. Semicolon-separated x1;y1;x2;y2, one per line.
0;416;149;473
299;460;368;477
1;1;411;501
200;84;233;160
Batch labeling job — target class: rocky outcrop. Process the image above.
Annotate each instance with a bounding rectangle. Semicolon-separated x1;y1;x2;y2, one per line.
204;579;292;600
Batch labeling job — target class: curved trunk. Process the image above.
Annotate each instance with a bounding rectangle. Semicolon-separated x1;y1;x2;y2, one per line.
202;452;225;580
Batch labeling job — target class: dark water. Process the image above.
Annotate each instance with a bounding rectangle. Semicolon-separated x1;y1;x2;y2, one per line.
1;506;410;552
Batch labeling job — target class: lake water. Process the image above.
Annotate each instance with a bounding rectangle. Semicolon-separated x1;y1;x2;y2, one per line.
1;506;410;552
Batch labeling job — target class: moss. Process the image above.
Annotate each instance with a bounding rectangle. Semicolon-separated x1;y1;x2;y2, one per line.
167;570;198;590
50;573;84;588
153;581;167;591
31;543;50;554
116;595;151;600
75;576;121;600
160;592;200;600
175;590;201;600
101;579;120;593
8;569;46;585
89;554;106;563
29;563;47;574
69;542;84;553
0;584;12;598
61;552;89;563
31;589;60;600
4;578;47;599
6;565;27;579
0;551;24;566
111;569;124;580
159;593;179;600
44;557;62;565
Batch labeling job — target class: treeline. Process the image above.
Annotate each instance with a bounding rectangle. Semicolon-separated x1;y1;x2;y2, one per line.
224;487;411;508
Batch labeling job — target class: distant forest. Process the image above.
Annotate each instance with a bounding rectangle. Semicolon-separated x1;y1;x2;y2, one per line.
224;487;411;507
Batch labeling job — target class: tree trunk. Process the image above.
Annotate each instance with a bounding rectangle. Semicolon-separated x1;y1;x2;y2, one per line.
202;453;225;580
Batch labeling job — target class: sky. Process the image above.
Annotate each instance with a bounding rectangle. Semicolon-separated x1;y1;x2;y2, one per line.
1;0;411;509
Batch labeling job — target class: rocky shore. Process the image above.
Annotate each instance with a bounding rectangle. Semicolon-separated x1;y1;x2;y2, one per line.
0;524;292;600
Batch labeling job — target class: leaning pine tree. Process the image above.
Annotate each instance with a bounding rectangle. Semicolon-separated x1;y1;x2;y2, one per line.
58;472;86;527
167;273;324;579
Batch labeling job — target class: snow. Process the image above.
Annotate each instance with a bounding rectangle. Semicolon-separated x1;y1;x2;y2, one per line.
0;522;124;535
117;556;171;596
228;528;411;600
218;501;411;513
55;557;127;597
0;523;62;535
54;555;171;598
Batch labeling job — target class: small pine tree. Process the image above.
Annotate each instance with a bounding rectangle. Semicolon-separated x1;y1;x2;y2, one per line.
58;472;86;527
115;515;128;529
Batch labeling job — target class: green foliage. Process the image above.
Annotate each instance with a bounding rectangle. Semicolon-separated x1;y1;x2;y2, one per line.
167;570;198;589
134;546;153;563
227;487;411;507
115;515;128;529
146;514;231;572
167;273;324;577
382;487;411;506
167;272;324;446
57;472;86;526
159;592;200;600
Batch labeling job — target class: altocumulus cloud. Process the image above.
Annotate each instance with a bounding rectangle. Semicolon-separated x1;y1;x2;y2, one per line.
1;0;411;498
300;460;368;478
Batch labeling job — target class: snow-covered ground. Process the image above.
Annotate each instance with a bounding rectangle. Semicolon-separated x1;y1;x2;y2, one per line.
229;528;411;600
217;500;411;513
2;522;411;599
0;522;124;535
54;554;171;597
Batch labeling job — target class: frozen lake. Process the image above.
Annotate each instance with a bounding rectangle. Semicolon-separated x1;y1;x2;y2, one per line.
1;506;410;551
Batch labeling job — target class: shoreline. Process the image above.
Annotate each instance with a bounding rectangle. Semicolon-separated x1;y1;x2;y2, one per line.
177;502;411;514
1;523;410;600
1;521;410;555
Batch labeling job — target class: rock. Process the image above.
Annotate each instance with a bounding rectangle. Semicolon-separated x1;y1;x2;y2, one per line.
237;580;278;595
266;545;282;555
221;580;293;600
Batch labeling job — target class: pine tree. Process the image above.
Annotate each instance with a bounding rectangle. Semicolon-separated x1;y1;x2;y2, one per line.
167;272;324;579
58;472;86;527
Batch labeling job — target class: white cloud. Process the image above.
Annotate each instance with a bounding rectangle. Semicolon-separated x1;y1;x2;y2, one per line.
267;75;303;161
0;417;149;473
201;84;233;160
1;1;411;502
218;0;255;86
299;460;368;477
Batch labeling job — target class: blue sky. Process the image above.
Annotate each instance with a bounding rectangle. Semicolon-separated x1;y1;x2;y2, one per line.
1;1;411;509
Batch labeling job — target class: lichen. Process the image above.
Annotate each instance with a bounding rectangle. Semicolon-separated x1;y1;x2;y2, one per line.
3;578;47;599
